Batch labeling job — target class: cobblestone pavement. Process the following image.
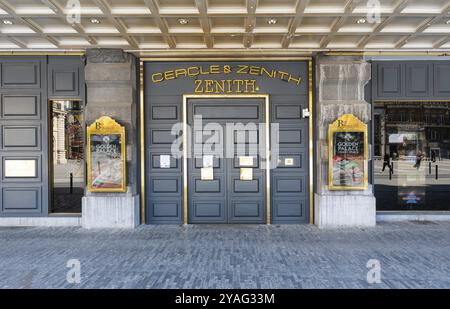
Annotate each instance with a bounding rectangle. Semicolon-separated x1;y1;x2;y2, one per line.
0;222;449;289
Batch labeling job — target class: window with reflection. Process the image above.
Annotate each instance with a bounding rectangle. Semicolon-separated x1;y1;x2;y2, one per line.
374;101;450;211
51;100;84;213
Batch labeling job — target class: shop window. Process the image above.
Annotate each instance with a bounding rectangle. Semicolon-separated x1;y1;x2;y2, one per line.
50;100;84;214
374;101;450;211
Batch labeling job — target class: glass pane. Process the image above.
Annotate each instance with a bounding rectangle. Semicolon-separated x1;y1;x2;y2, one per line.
374;101;450;211
51;101;84;213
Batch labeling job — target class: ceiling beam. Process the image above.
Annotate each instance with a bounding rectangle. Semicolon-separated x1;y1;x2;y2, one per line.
93;0;139;48
282;0;310;48
244;0;258;48
319;0;354;48
0;0;60;48
144;0;176;48
195;0;213;48
41;0;97;45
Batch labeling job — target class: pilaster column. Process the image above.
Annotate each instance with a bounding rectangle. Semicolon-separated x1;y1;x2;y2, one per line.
314;54;376;228
81;48;139;228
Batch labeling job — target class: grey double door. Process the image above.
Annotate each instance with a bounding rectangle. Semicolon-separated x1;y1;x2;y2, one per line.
187;98;266;223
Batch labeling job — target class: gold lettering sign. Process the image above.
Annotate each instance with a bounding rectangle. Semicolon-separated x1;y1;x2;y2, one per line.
194;79;256;94
150;64;303;94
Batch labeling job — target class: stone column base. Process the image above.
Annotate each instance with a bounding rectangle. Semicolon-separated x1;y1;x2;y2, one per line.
82;189;140;228
315;193;376;228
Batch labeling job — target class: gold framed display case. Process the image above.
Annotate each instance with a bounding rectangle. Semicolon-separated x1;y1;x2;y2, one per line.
328;114;368;191
86;116;126;192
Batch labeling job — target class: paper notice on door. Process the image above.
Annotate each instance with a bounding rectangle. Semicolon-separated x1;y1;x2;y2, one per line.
203;155;214;168
285;158;294;166
239;156;253;167
201;167;214;180
240;168;253;181
160;155;171;168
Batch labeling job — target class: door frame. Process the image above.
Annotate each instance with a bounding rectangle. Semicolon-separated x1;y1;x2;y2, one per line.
183;94;270;224
140;58;314;224
48;99;85;215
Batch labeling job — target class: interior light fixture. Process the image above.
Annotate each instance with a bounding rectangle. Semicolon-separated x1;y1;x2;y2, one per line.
268;18;278;25
90;18;100;24
178;19;188;25
2;20;13;25
357;18;366;24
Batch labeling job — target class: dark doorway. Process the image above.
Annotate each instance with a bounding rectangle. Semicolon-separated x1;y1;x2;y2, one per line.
50;100;84;214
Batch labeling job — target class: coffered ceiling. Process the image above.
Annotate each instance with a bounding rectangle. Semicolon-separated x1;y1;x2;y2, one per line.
0;0;449;54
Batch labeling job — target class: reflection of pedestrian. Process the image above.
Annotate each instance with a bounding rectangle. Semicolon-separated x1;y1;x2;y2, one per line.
414;151;423;170
382;153;393;174
431;150;436;163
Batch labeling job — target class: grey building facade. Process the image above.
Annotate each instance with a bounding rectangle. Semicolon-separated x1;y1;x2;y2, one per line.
1;50;450;228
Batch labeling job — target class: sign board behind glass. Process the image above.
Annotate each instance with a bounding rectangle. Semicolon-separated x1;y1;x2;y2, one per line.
87;116;126;192
328;114;368;190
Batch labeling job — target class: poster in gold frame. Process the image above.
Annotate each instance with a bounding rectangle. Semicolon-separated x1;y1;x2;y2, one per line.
328;114;368;191
87;116;126;192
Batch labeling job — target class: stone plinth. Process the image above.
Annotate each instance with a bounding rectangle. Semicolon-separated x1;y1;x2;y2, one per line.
82;188;139;229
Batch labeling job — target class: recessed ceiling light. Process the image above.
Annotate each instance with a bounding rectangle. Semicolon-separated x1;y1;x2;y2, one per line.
2;20;13;25
268;18;278;25
90;18;100;24
178;19;188;25
357;18;366;24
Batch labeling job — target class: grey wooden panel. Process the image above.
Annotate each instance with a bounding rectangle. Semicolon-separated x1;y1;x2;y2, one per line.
405;63;431;97
48;56;85;99
1;94;40;119
194;202;222;217
377;63;403;98
279;129;302;144
152;178;179;193
275;177;303;193
2;187;40;212
433;63;450;97
152;105;178;120
195;179;221;193
3;126;39;148
151;129;178;144
275;105;301;119
1;62;40;88
232;201;260;217
274;199;304;218
233;179;259;193
53;71;77;92
152;202;180;217
0;56;48;217
194;104;260;119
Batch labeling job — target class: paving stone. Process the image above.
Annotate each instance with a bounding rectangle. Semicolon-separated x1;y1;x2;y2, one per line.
0;222;449;288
